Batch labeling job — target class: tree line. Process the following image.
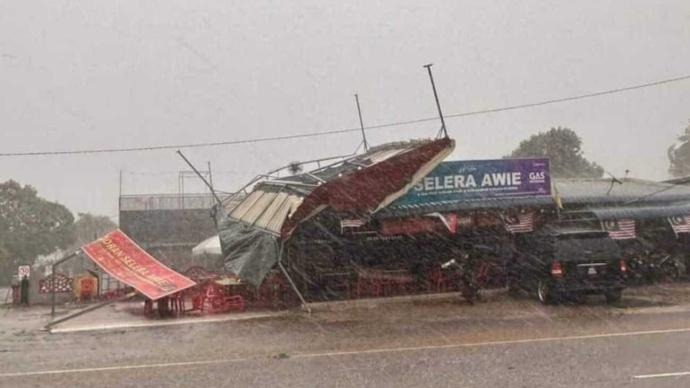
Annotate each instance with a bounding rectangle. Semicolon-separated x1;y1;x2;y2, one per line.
0;180;116;285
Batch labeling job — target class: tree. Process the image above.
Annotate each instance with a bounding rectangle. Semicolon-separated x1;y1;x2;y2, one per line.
668;121;690;177
54;213;118;276
0;180;75;284
71;213;117;246
507;127;604;179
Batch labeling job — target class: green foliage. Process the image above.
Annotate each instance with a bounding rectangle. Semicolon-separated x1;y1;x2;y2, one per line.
507;127;604;178
72;213;117;246
668;121;690;177
0;180;75;284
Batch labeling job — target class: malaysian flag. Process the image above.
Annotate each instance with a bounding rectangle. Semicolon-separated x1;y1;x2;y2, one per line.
503;212;535;234
340;218;366;233
602;219;636;240
668;215;690;237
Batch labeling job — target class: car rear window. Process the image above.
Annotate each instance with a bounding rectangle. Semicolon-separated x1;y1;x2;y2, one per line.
554;237;621;262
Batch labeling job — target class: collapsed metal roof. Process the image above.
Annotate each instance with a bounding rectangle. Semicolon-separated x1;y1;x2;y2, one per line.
223;138;455;238
216;137;456;286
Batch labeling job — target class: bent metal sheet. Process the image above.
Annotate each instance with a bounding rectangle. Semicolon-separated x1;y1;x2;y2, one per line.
81;230;196;300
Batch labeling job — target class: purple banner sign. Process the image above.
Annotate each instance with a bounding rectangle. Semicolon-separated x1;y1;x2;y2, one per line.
394;158;551;205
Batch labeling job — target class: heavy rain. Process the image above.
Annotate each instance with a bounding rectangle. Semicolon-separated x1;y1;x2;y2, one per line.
2;2;690;387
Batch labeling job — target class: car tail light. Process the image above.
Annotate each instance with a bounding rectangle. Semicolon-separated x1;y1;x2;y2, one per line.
620;259;628;273
551;261;563;277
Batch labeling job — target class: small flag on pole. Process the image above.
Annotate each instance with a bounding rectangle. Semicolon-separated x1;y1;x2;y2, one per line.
668;215;690;237
503;212;535;234
602;219;636;240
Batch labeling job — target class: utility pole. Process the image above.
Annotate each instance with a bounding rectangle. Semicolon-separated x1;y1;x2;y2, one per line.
118;170;123;216
354;94;369;152
423;63;448;138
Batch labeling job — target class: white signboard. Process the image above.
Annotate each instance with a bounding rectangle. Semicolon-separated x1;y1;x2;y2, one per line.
18;265;31;279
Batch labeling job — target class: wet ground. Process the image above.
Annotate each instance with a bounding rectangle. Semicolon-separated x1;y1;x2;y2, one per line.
1;284;690;387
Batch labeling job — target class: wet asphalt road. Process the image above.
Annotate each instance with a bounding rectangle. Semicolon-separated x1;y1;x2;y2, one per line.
2;287;690;387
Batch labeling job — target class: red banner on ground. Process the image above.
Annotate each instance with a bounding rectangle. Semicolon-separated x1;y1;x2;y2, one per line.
81;230;196;300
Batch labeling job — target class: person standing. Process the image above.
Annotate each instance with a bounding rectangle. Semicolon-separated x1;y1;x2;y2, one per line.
20;275;29;306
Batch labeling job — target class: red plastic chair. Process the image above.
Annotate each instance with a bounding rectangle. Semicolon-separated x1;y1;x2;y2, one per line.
191;292;206;313
225;295;245;312
427;265;460;293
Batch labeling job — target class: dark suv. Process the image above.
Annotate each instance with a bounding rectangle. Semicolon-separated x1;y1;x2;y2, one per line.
508;229;627;304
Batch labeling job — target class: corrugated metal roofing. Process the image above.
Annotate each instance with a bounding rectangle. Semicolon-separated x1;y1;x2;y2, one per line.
225;138;451;236
229;190;264;220
265;195;302;233
227;190;303;235
577;202;690;220
555;178;690;205
241;192;278;225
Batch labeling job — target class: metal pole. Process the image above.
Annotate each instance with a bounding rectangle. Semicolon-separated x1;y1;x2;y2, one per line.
176;150;223;207
423;63;448;138
50;264;56;316
354;94;369;152
118;170;123;220
46;292;136;330
276;241;311;313
50;251;79;317
207;161;214;192
178;171;183;209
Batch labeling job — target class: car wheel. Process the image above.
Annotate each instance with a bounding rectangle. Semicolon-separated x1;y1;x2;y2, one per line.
536;280;555;305
604;288;622;304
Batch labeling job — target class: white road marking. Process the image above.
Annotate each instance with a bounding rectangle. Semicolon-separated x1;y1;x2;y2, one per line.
291;326;690;359
3;326;690;378
0;358;250;378
634;371;690;379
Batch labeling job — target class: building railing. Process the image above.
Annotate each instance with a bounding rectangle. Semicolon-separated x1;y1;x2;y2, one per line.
119;193;227;211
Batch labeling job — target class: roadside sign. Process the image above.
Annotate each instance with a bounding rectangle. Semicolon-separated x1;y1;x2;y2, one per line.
18;265;31;279
393;158;551;206
81;229;196;300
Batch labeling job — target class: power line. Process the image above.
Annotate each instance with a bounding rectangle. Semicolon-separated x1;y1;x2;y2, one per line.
445;73;690;119
2;73;689;157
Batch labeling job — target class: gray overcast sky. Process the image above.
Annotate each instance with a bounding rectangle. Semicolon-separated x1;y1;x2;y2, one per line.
1;0;689;219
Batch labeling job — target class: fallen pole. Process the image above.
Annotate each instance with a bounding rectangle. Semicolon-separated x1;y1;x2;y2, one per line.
45;291;137;331
50;250;80;317
276;241;311;313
